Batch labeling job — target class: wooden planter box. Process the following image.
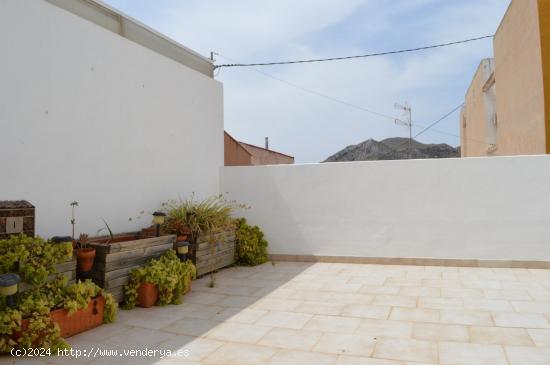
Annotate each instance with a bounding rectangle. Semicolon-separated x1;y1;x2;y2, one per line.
16;296;105;341
192;228;236;276
87;233;176;302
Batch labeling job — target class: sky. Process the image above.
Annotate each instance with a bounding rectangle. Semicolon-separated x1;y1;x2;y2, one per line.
104;0;511;163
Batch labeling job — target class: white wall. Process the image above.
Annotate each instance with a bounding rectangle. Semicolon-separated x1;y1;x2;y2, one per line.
0;0;223;237
221;156;550;261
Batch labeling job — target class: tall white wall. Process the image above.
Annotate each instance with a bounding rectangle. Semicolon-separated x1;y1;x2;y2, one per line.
221;156;550;261
0;0;223;237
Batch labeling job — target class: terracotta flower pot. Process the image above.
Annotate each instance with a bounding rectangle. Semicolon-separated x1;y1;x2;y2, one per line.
137;282;158;308
76;248;96;273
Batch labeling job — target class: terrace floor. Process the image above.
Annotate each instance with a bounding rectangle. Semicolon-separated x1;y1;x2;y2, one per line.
16;261;550;365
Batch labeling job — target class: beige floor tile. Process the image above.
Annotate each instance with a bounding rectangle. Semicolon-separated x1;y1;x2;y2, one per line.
356;319;413;339
485;289;532;301
267;349;337;365
527;288;550;301
389;308;439;323
418;297;463;310
505;346;550;365
289;290;334;301
439;341;507;365
322;282;363;293
372;295;417;308
463;298;513;312
373;338;437;363
493;312;550;328
212;307;268;324
441;288;484;299
170;304;226;320
439;309;493;326
186;292;228;305
202;343;277;365
461;279;501;289
385;277;422;287
335;355;402;365
412;323;469;342
265;288;296;299
258;327;322;351
107;327;173;347
206;322;271;344
217;295;258;308
304;315;361;334
253;298;303;311
511;301;550;314
359;285;401;295
313;333;376;356
341;304;391;320
294;301;345;315
328;293;375;305
256;311;313;329
399;286;440;297
348;276;387;286
528;329;550;346
469;326;534;346
422;279;461;288
155;335;224;361
162;318;221;337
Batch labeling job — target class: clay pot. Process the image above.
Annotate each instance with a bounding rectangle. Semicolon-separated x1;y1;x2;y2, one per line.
76;248;96;272
137;282;158;308
176;235;189;242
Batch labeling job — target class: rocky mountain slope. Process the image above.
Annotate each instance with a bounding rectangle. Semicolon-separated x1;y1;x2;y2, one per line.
323;137;459;162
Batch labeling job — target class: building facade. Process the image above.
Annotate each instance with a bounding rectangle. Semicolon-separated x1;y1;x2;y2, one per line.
224;132;294;166
461;0;550;157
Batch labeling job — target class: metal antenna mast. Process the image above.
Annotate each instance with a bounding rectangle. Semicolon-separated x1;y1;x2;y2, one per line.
394;102;412;158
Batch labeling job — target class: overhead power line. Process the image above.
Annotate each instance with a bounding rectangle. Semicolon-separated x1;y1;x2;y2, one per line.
214;35;493;69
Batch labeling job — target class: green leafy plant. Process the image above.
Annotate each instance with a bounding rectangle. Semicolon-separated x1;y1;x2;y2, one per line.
122;250;196;309
0;235;72;286
162;194;247;240
0;275;118;352
235;218;268;266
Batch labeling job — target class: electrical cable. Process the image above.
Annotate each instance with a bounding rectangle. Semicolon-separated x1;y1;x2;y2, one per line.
214;35;493;69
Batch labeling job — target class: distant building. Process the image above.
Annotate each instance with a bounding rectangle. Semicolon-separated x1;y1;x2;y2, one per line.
224;132;294;166
461;0;550;157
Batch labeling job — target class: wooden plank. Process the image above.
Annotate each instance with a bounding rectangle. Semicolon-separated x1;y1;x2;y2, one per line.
108;285;125;303
105;242;173;263
104;275;129;289
97;235;176;254
197;247;235;265
197;255;234;276
55;259;77;272
197;241;235;257
97;252;165;272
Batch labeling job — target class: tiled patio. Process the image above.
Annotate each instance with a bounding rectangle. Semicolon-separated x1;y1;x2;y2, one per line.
17;261;550;365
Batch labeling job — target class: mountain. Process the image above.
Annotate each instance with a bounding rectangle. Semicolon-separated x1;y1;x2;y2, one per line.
323;137;460;162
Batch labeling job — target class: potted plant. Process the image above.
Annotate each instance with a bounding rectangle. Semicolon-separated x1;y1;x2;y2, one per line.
122;250;196;309
76;234;95;273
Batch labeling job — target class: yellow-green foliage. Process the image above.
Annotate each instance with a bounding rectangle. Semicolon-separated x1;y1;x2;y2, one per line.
0;234;72;286
235;218;268;266
162;194;247;237
122;250;196;309
0;235;117;352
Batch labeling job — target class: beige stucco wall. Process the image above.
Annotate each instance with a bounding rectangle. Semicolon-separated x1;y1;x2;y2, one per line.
461;59;495;157
493;0;546;155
